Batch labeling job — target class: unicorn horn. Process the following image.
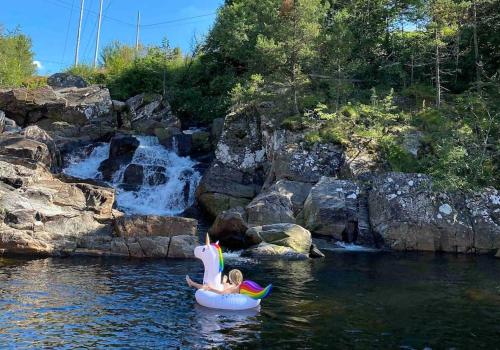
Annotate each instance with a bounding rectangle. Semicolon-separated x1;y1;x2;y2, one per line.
206;233;210;246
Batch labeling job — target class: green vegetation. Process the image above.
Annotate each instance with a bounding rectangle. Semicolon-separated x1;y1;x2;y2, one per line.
0;27;35;87
1;0;499;189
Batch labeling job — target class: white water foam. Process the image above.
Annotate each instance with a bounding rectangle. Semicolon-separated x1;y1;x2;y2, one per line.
63;136;201;216
63;143;110;180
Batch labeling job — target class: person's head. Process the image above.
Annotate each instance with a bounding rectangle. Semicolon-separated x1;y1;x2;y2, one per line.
228;269;243;285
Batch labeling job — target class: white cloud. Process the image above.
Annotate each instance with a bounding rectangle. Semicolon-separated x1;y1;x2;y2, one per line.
33;60;43;69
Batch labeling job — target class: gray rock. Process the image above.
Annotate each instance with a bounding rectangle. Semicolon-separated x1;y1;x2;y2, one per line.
245;223;312;254
303;177;371;244
309;243;325;258
269;130;345;183
243;242;309;260
0;136;52;168
114;215;197;238
369;173;474;253
122;164;144;191
47;73;88;89
98;135;139;181
466;188;500;253
267;180;312;213
168;235;197;258
126;93;181;131
0;85;112;127
209;207;249;248
21;125;61;170
196;161;259;218
246;190;295;226
211;118;224;148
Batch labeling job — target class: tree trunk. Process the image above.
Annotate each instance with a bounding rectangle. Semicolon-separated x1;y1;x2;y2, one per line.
435;28;441;107
473;0;481;91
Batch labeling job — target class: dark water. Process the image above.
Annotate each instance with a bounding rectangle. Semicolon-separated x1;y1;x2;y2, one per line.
0;252;499;349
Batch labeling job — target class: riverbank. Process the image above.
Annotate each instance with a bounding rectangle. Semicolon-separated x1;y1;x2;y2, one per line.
0;75;499;259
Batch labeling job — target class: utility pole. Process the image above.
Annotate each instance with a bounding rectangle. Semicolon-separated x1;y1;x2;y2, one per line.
74;0;85;66
135;11;141;52
93;0;104;68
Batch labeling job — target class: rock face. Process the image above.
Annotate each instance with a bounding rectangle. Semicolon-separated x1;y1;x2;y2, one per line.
369;173;475;252
196;162;260;218
0;136;52;168
126;93;181;133
209;207;249;248
47;73;88;89
268;130;345;183
302;177;374;245
465;188;500;252
114;215;197;238
0;85;112;127
21;125;61;170
98;135;139;181
0;159;115;256
196;105;269;218
244;224;312;259
246;190;295;226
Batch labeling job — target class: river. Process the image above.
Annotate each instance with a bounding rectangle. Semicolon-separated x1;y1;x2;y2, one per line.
1;252;499;349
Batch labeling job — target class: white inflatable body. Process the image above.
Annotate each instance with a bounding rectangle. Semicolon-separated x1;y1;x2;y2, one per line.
195;290;261;310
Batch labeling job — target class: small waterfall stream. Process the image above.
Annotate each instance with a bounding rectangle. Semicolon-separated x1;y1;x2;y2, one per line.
63;136;201;216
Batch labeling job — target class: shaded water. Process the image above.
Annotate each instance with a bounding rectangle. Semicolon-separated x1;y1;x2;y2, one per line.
0;252;499;349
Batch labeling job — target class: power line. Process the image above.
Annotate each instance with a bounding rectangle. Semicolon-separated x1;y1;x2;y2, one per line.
140;13;217;28
61;0;75;64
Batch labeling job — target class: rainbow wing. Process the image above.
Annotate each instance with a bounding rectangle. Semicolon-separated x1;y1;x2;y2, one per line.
240;280;272;300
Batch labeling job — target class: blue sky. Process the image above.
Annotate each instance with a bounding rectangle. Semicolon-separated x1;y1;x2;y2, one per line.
1;0;223;75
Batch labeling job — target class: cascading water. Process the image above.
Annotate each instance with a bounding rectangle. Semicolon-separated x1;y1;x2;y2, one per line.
63;136;201;216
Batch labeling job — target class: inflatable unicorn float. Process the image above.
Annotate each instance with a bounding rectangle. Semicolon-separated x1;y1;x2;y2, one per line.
192;234;272;310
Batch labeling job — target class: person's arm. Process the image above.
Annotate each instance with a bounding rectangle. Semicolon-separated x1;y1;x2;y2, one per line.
204;284;240;295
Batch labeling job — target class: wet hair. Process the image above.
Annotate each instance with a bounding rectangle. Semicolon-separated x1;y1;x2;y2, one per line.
228;269;243;285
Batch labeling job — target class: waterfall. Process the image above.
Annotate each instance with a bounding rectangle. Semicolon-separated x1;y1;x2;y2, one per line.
63;136;201;216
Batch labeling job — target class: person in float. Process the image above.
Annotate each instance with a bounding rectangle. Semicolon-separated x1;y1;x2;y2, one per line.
186;269;243;295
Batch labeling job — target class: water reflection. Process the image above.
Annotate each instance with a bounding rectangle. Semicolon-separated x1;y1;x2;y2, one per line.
1;253;499;349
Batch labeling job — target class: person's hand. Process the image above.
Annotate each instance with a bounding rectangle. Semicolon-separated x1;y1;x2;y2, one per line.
186;275;193;287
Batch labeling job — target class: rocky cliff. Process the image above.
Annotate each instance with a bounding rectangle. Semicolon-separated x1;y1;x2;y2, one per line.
198;101;500;258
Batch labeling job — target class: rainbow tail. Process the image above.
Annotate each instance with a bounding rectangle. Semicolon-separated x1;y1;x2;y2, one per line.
240;280;272;300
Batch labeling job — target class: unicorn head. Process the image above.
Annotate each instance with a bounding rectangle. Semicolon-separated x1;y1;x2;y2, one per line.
194;234;224;291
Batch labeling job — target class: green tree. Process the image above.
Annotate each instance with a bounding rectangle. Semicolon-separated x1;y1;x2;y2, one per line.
0;27;35;87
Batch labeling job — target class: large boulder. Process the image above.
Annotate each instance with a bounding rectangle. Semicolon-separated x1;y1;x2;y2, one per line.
114;215;197;238
0;136;52;168
126;93;181;131
265;180;312;213
209;207;249;248
98;135;139;181
0;163;116;256
21;125;61;170
369;173;475;253
245;190;295;226
302;177;374;245
122;164;144;191
47;73;88;89
0;85;112;127
243;223;312;259
211;118;224;148
196;161;260;218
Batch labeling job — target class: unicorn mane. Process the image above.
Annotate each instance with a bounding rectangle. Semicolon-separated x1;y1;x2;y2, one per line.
212;242;224;273
240;280;272;300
